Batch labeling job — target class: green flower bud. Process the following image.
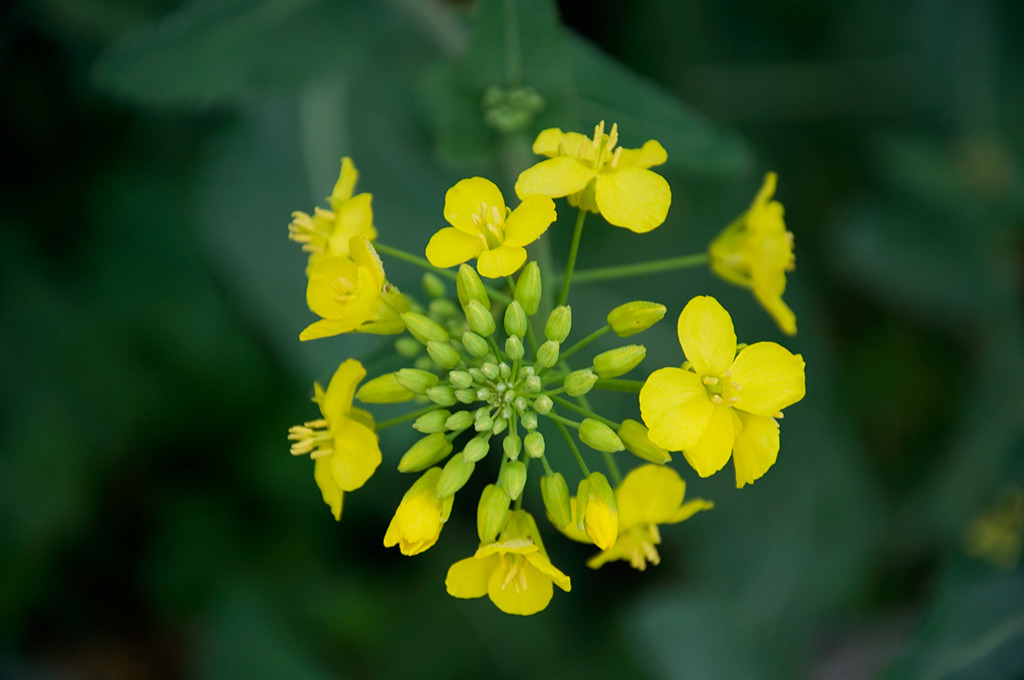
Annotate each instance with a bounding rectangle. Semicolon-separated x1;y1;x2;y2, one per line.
534;394;553;414
395;368;439;394
524;431;545;458
541;472;572;529
524;375;542;393
401;312;449;344
593;344;647;378
427;341;461;370
564;369;597;397
413;355;433;371
428;298;458;319
618;419;671;464
505;335;525;360
461;331;489;357
498;362;512;379
465;299;496;337
607;301;667;337
544;305;572;343
492;417;508;435
457;263;490;310
395;336;421;358
480;362;499;381
445;410;474;432
504;300;528;338
514;261;542;315
503;432;522;459
477;484;510;543
474;408;493;432
412;409;451;434
580;472;618;549
520;410;538;430
463;435;491;463
422;272;447;299
398;432;453;472
425;385;457;406
455;388;477;404
579;418;625;452
436;452;475;498
500;460;527;501
448;370;474;389
536;340;560;368
356;373;417;403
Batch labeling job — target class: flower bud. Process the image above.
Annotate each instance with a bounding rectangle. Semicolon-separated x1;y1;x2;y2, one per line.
395;368;439;394
593;344;646;378
474;408;493;432
514;261;542;315
428;298;458;319
544;305;572;343
503;432;522;459
618;419;671;464
534;394;553;414
520;410;538;430
505;336;524;360
436;452;475;498
401;312;449;344
448;370;473;389
536;340;560;368
504;301;528;338
455;388;476;404
457;263;490;309
462;435;491;463
492;417;507;435
461;331;489;357
607;301;667;337
398;432;453;472
580;472;618;550
500;460;527;501
579;418;624;452
444;410;474;432
465;299;496;337
541;472;572;529
477;484;510;543
395;336;421;358
422;272;447;299
427;341;461;370
425;385;457;406
481;362;499;380
412;409;451;434
356;373;416;403
564;369;597;397
524;431;545;458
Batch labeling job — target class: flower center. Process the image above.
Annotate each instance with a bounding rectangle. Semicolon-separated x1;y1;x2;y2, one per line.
471;204;506;249
498;553;530;593
582;121;622;170
702;373;742;406
287;418;334;457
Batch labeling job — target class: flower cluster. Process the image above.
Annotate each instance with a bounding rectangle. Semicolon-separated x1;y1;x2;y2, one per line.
286;122;806;615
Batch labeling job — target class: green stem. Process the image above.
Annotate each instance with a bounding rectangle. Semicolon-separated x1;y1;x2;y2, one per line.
558;324;610;363
593;378;645;393
375;242;512;303
570;252;710;284
550;395;619;429
557;209;587;306
375;403;442;431
554;420;589;476
545;411;581;429
602;450;622;486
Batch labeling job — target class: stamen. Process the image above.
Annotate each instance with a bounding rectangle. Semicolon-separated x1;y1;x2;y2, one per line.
725;396;741;405
702;376;719;385
609;146;622;169
774;411;784;419
710;394;723;404
607;122;619;150
730;382;741;390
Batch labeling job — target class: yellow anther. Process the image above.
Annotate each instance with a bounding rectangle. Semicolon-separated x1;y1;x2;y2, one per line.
702;376;719;385
730;382;741;390
774;411;784;419
710;394;723;404
607;122;619;151
610;146;622;168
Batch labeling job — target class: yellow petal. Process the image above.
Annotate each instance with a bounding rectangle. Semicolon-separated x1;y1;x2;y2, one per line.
488;559;554;615
503;195;556;247
727;342;805;416
349;236;385;286
299;318;358;341
681;404;735;478
615;139;668;169
331;418;381;491
328;157;359;211
676;296;737;377
525;552;571;592
532;128;590;157
554;497;593;544
327;193;375;256
425;227;483;268
594;166;671;233
321;359;365;421
446;554;494;599
306;257;360;318
477;245;526;278
750;171;778;211
313;457;343;520
667;498;714;524
444;177;505;234
732;412;780;488
639;367;713;451
616;465;686;530
515;156;595;200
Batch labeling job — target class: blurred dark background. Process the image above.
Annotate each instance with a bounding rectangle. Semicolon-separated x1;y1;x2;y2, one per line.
2;1;1022;678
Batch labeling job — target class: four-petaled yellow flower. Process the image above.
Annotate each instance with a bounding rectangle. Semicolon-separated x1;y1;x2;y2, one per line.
709;172;797;335
383;467;453;556
446;509;571;615
426;177;556;278
558;465;713;570
287;359;382;520
288;157;378;268
301;236;408;340
640;296;805;488
515;121;671;233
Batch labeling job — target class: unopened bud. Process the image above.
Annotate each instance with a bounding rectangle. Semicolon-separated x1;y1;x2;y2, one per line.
427;341;460;369
448;370;473;389
477;484;510;543
544;305;572;343
461;331;489;357
425;385;457;406
581;472;618;550
520;410;538;430
503;432;522;459
428;298;458;319
504;301;528;338
457;264;490;309
579;418;624;452
463;435;491;463
445;410;474;432
422;272;447;299
436;452;475;498
500;460;527;501
474;408;493;432
395;336;421;358
593;345;646;378
401;312;449;344
505;335;524;360
524;431;545;458
534;394;553;414
455;388;476;403
541;472;572;529
564;369;597;397
607;301;666;337
514;261;542;315
618;419;671;464
465;299;496;337
536;340;560;368
397;432;453;472
395;368;439;394
412;409;451;434
356;373;416;403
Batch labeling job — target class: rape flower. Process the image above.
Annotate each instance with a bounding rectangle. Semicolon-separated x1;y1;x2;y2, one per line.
709;172;797;335
425;177;556;278
515;121;671;233
288;157;377;267
301;236;408;340
383;467;453;556
559;465;713;570
446;509;571;615
639;296;805;488
288;359;382;520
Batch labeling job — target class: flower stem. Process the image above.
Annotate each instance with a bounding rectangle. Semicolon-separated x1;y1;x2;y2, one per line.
557;208;587;306
558;324;610;363
593;378;645;393
375;242;512;303
570;252;710;284
554;420;589;476
375;403;443;431
550;395;619;429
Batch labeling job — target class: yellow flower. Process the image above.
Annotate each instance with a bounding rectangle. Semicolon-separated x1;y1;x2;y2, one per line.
301;236;408;340
709;172;797;335
515;121;671;233
558;465;713;570
287;359;382;520
383;467;454;556
639;296;805;487
288;157;377;268
446;509;570;615
425;177;556;279
575;472;618;550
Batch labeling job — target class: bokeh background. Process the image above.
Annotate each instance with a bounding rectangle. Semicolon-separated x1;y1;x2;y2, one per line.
2;0;1023;678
